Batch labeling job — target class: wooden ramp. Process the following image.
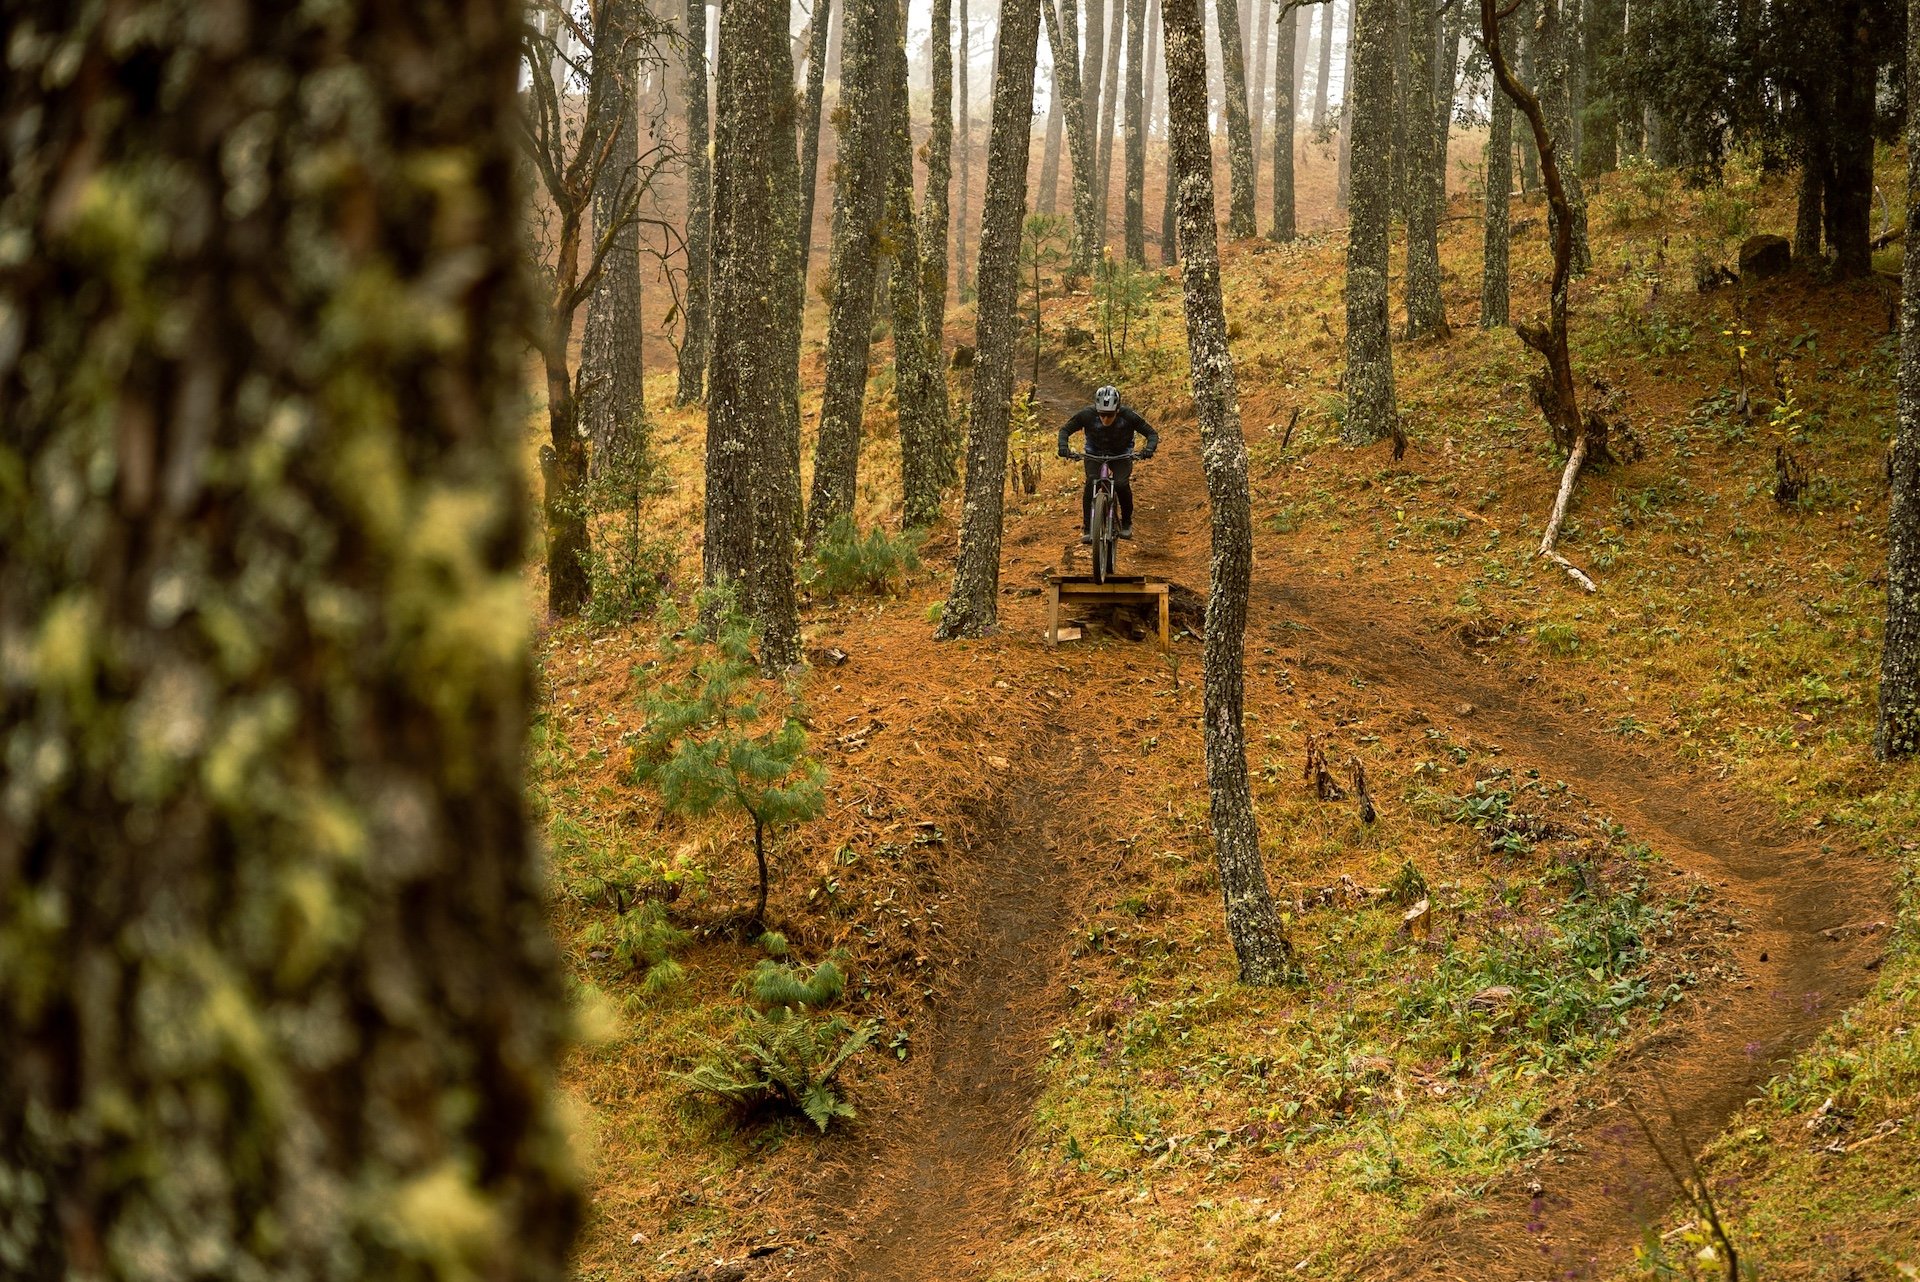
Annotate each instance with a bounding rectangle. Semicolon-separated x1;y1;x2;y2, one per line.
1045;576;1171;648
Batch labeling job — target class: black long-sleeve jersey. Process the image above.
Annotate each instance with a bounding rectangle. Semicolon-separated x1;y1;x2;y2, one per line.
1057;405;1159;458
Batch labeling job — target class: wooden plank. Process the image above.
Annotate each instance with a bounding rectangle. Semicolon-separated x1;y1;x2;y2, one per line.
1047;582;1061;646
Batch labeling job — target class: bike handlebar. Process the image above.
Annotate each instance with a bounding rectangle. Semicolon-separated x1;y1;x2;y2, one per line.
1068;450;1147;462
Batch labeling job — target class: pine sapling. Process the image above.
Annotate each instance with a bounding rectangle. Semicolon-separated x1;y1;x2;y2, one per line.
630;593;826;933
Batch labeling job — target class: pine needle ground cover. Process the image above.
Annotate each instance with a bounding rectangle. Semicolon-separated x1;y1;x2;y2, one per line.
531;144;1916;1280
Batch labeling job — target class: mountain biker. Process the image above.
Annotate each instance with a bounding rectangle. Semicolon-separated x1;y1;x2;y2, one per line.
1057;384;1158;543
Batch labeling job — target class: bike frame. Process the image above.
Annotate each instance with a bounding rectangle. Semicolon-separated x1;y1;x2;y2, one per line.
1072;449;1137;583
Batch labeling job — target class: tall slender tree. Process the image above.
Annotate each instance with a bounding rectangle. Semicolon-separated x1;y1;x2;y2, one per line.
1039;66;1068;213
1145;0;1165;138
1162;0;1298;985
1045;0;1101;275
1482;29;1514;328
937;0;1044;638
805;0;896;548
1336;0;1357;207
1094;0;1128;243
921;0;959;459
1402;0;1448;336
1250;0;1274;195
1269;0;1297;239
1344;0;1397;443
1124;0;1151;261
797;0;836;281
888;0;948;529
678;0;714;403
1314;0;1336;128
1538;0;1591;273
1878;0;1920;758
709;0;803;665
1215;0;1259;235
1083;0;1112;232
956;0;974;296
583;0;651;467
0;3;582;1273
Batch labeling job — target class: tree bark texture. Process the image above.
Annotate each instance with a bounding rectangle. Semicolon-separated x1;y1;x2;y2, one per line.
1161;0;1297;986
1389;0;1410;221
1796;131;1827;264
1314;0;1336;129
957;0;974;296
1336;0;1356;207
1083;0;1112;241
1269;1;1297;241
678;0;715;404
0;4;581;1276
1482;44;1514;329
709;0;803;664
1214;0;1260;236
1878;0;1920;757
798;0;836;283
584;0;650;466
1401;0;1447;337
888;0;949;530
805;0;895;549
1433;3;1460;179
1039;67;1067;213
921;0;958;460
1094;0;1128;245
1125;0;1151;262
1537;0;1591;274
1045;0;1101;276
1517;14;1541;191
1826;15;1877;278
1580;0;1621;175
1250;0;1273;197
1292;1;1311;116
1344;0;1398;444
1146;0;1165;139
936;0;1043;639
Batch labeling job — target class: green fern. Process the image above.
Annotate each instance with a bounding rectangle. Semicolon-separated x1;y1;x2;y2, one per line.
751;958;846;1010
676;1005;874;1132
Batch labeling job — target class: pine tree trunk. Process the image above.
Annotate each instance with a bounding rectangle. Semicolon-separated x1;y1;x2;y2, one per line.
760;20;806;669
1125;0;1151;262
1145;0;1164;139
1796;129;1827;265
1827;41;1875;278
1580;0;1621;174
584;0;649;471
1045;0;1101;276
1433;4;1460;177
957;0;974;296
1337;0;1357;208
798;0;836;282
936;0;1043;639
1292;1;1311;110
1083;0;1111;230
1482;46;1514;328
1389;0;1410;221
1344;0;1398;443
1538;0;1590;274
1314;0;1336;129
890;0;948;530
806;0;895;548
1269;1;1297;241
1250;0;1272;200
1039;68;1067;213
921;0;958;464
1401;0;1447;336
678;0;715;405
0;5;581;1273
1518;14;1541;191
1161;0;1297;986
1214;0;1259;236
1094;0;1128;245
1879;0;1920;758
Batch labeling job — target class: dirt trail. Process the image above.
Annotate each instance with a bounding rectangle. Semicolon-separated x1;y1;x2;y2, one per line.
811;732;1085;1282
1095;372;1888;1278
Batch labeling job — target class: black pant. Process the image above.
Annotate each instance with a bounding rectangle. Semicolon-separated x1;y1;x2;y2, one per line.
1082;457;1134;532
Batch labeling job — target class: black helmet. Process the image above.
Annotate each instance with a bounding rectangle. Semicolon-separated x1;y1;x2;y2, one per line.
1094;385;1120;413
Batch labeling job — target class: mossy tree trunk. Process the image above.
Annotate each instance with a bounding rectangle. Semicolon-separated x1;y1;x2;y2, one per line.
805;0;895;549
709;0;803;665
1538;0;1591;274
936;0;1043;639
1344;0;1398;443
798;0;836;282
889;0;948;530
1313;0;1336;128
1401;0;1448;336
1268;0;1297;241
1124;0;1151;262
1161;0;1297;986
1045;0;1101;277
1094;0;1128;245
1877;0;1920;758
1214;0;1259;236
677;0;714;405
584;0;650;470
0;3;581;1274
1482;32;1514;329
921;0;959;464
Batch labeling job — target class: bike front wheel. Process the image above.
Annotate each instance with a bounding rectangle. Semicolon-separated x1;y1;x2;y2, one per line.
1090;490;1116;584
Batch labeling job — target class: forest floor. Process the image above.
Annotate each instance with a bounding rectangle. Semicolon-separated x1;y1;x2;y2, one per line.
535;147;1919;1281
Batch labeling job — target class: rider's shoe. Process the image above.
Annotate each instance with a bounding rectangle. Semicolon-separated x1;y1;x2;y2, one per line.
1118;525;1133;539
1080;532;1093;545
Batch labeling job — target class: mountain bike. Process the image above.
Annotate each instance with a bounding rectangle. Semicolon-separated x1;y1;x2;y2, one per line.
1069;450;1139;585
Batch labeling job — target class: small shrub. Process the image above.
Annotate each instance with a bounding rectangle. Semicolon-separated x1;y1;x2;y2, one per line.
1534;621;1580;657
678;959;873;1131
585;431;675;626
805;514;924;598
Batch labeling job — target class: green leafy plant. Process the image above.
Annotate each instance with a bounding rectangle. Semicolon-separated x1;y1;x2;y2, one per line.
1021;212;1070;388
1096;248;1155;365
677;959;874;1131
629;592;826;932
804;514;924;598
585;418;676;626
